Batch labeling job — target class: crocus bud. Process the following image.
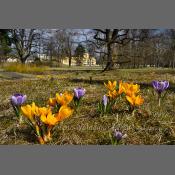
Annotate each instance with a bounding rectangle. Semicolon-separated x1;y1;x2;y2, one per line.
11;93;27;106
102;95;108;107
73;88;86;99
114;129;127;141
152;80;169;94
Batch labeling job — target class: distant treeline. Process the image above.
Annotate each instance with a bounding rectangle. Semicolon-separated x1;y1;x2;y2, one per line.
1;29;175;70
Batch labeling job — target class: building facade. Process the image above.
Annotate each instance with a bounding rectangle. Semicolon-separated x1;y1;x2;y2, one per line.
62;52;96;66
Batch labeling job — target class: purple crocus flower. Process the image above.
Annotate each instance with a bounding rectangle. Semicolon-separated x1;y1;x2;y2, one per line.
152;80;169;94
11;93;27;106
114;129;127;142
102;95;108;107
73;88;86;99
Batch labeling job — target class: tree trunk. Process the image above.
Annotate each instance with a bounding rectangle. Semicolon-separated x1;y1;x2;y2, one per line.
68;54;72;67
20;57;27;64
103;43;114;72
90;58;92;66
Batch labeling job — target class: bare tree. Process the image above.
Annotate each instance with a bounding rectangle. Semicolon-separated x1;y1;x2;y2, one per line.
52;29;76;66
65;30;75;67
93;29;149;71
10;29;40;63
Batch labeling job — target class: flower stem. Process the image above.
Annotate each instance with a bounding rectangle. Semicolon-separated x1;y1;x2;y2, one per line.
158;93;161;107
43;126;52;143
37;136;45;144
158;97;161;107
131;109;135;117
19;115;23;124
35;125;45;144
129;105;134;113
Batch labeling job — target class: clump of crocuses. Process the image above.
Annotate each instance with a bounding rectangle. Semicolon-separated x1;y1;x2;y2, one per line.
152;80;169;106
109;129;127;145
21;102;73;144
98;80;144;115
123;82;144;112
10;93;27;124
73;88;86;108
98;81;120;115
21;91;74;144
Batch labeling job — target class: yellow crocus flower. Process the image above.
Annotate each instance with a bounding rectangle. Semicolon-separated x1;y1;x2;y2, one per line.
107;90;118;99
40;111;58;126
38;107;51;116
32;102;40;116
126;95;144;106
40;105;73;125
104;81;117;91
125;89;135;97
21;105;33;120
118;80;126;95
130;84;140;94
21;102;38;121
56;91;73;106
120;82;130;94
55;105;73;122
122;83;140;96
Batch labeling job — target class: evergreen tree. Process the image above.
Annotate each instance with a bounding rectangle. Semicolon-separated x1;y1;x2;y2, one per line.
0;29;11;59
74;44;86;66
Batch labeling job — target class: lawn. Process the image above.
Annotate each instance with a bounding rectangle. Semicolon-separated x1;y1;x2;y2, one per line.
1;67;175;145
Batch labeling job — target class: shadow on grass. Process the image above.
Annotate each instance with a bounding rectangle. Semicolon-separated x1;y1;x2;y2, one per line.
49;69;101;74
9;125;36;144
0;118;36;144
70;78;175;92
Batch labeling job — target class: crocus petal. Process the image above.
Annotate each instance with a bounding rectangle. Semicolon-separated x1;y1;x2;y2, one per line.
135;95;144;106
118;81;124;94
152;81;158;89
14;93;23;97
22;95;27;104
108;81;112;90
17;96;23;105
73;88;79;98
21;105;33;120
40;114;47;124
40;111;58;126
11;96;18;105
64;92;74;104
38;107;50;116
56;106;73;121
56;92;73;105
78;88;86;97
104;81;117;91
126;95;134;106
131;84;140;93
47;113;58;125
163;81;169;89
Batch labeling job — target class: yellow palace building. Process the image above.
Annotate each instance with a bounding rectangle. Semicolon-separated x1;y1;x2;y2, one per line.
62;52;96;66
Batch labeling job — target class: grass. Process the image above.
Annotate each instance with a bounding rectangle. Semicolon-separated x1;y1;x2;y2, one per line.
0;67;175;145
1;63;48;74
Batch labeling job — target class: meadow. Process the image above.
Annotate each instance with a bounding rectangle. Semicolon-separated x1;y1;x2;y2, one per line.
1;65;175;145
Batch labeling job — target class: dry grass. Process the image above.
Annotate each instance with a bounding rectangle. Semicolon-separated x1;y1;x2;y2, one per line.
1;63;48;74
0;68;175;145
